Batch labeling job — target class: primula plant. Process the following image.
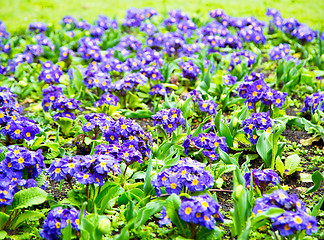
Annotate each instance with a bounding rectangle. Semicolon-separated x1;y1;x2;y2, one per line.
0;5;324;240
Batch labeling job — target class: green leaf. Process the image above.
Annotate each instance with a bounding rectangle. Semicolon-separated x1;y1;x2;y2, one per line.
99;186;124;214
165;194;188;238
123;110;152;118
35;172;47;188
31;135;45;149
192;117;210;137
180;96;192;119
285;154;301;174
62;222;72;240
66;189;87;207
0;230;7;239
306;171;324;194
56;117;74;136
275;157;285;177
84;137;93;145
0;212;9;230
256;132;272;168
311;195;324;217
143;156;153;196
11;211;44;230
10;187;48;210
72;67;84;92
134;200;164;229
196;227;222;240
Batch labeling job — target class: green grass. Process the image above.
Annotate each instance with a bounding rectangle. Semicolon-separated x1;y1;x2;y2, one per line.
1;0;324;33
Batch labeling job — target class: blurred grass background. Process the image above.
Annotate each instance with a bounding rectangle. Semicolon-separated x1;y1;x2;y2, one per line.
1;0;324;33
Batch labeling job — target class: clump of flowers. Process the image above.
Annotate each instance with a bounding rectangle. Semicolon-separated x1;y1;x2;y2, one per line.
0;145;45;201
94;93;119;108
244;169;280;193
83;63;112;91
151;158;214;196
40;207;81;240
158;206;171;227
253;189;317;237
112;72;148;94
228;50;257;71
242;112;272;144
140;65;164;81
149;84;168;96
82;115;152;160
238;25;266;45
41;85;81;120
223;74;237;85
0;87;40;141
28;22;47;33
185;90;218;116
38;61;63;85
48;154;121;186
178;194;224;230
269;43;290;60
152;108;185;133
300;92;324;114
183;132;227;161
178;60;201;81
198;100;218;115
237;73;288;110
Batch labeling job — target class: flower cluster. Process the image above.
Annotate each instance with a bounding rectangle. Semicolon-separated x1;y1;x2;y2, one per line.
300;92;324;114
183;132;227;161
77;37;102;61
237;25;266;45
151;158;214;196
228;50;257;71
0;87;40;141
152;108;185;133
83;63;112;91
242;112;272;144
59;46;75;60
40;207;81;240
42;86;81;120
159;206;171;227
48;154;121;186
94;93;119;108
35;33;55;50
237;73;287;109
178;60;201;81
0;177;16;206
267;8;316;42
149;84;168;96
38;61;63;84
253;189;317;237
244;169;280;192
178;194;224;230
198;100;218;115
123;8;157;28
96;14;118;30
140;66;164;81
82;114;152;160
112;72;148;93
223;74;237;85
0;21;10;38
269;43;290;60
28;22;47;33
0;146;45;204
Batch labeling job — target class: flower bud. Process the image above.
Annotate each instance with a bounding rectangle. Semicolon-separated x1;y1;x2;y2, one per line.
18;80;28;87
234;184;244;200
98;218;111;235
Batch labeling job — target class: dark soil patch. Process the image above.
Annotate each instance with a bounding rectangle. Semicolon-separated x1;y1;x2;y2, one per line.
46;179;75;202
285;107;297;116
282;129;311;144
